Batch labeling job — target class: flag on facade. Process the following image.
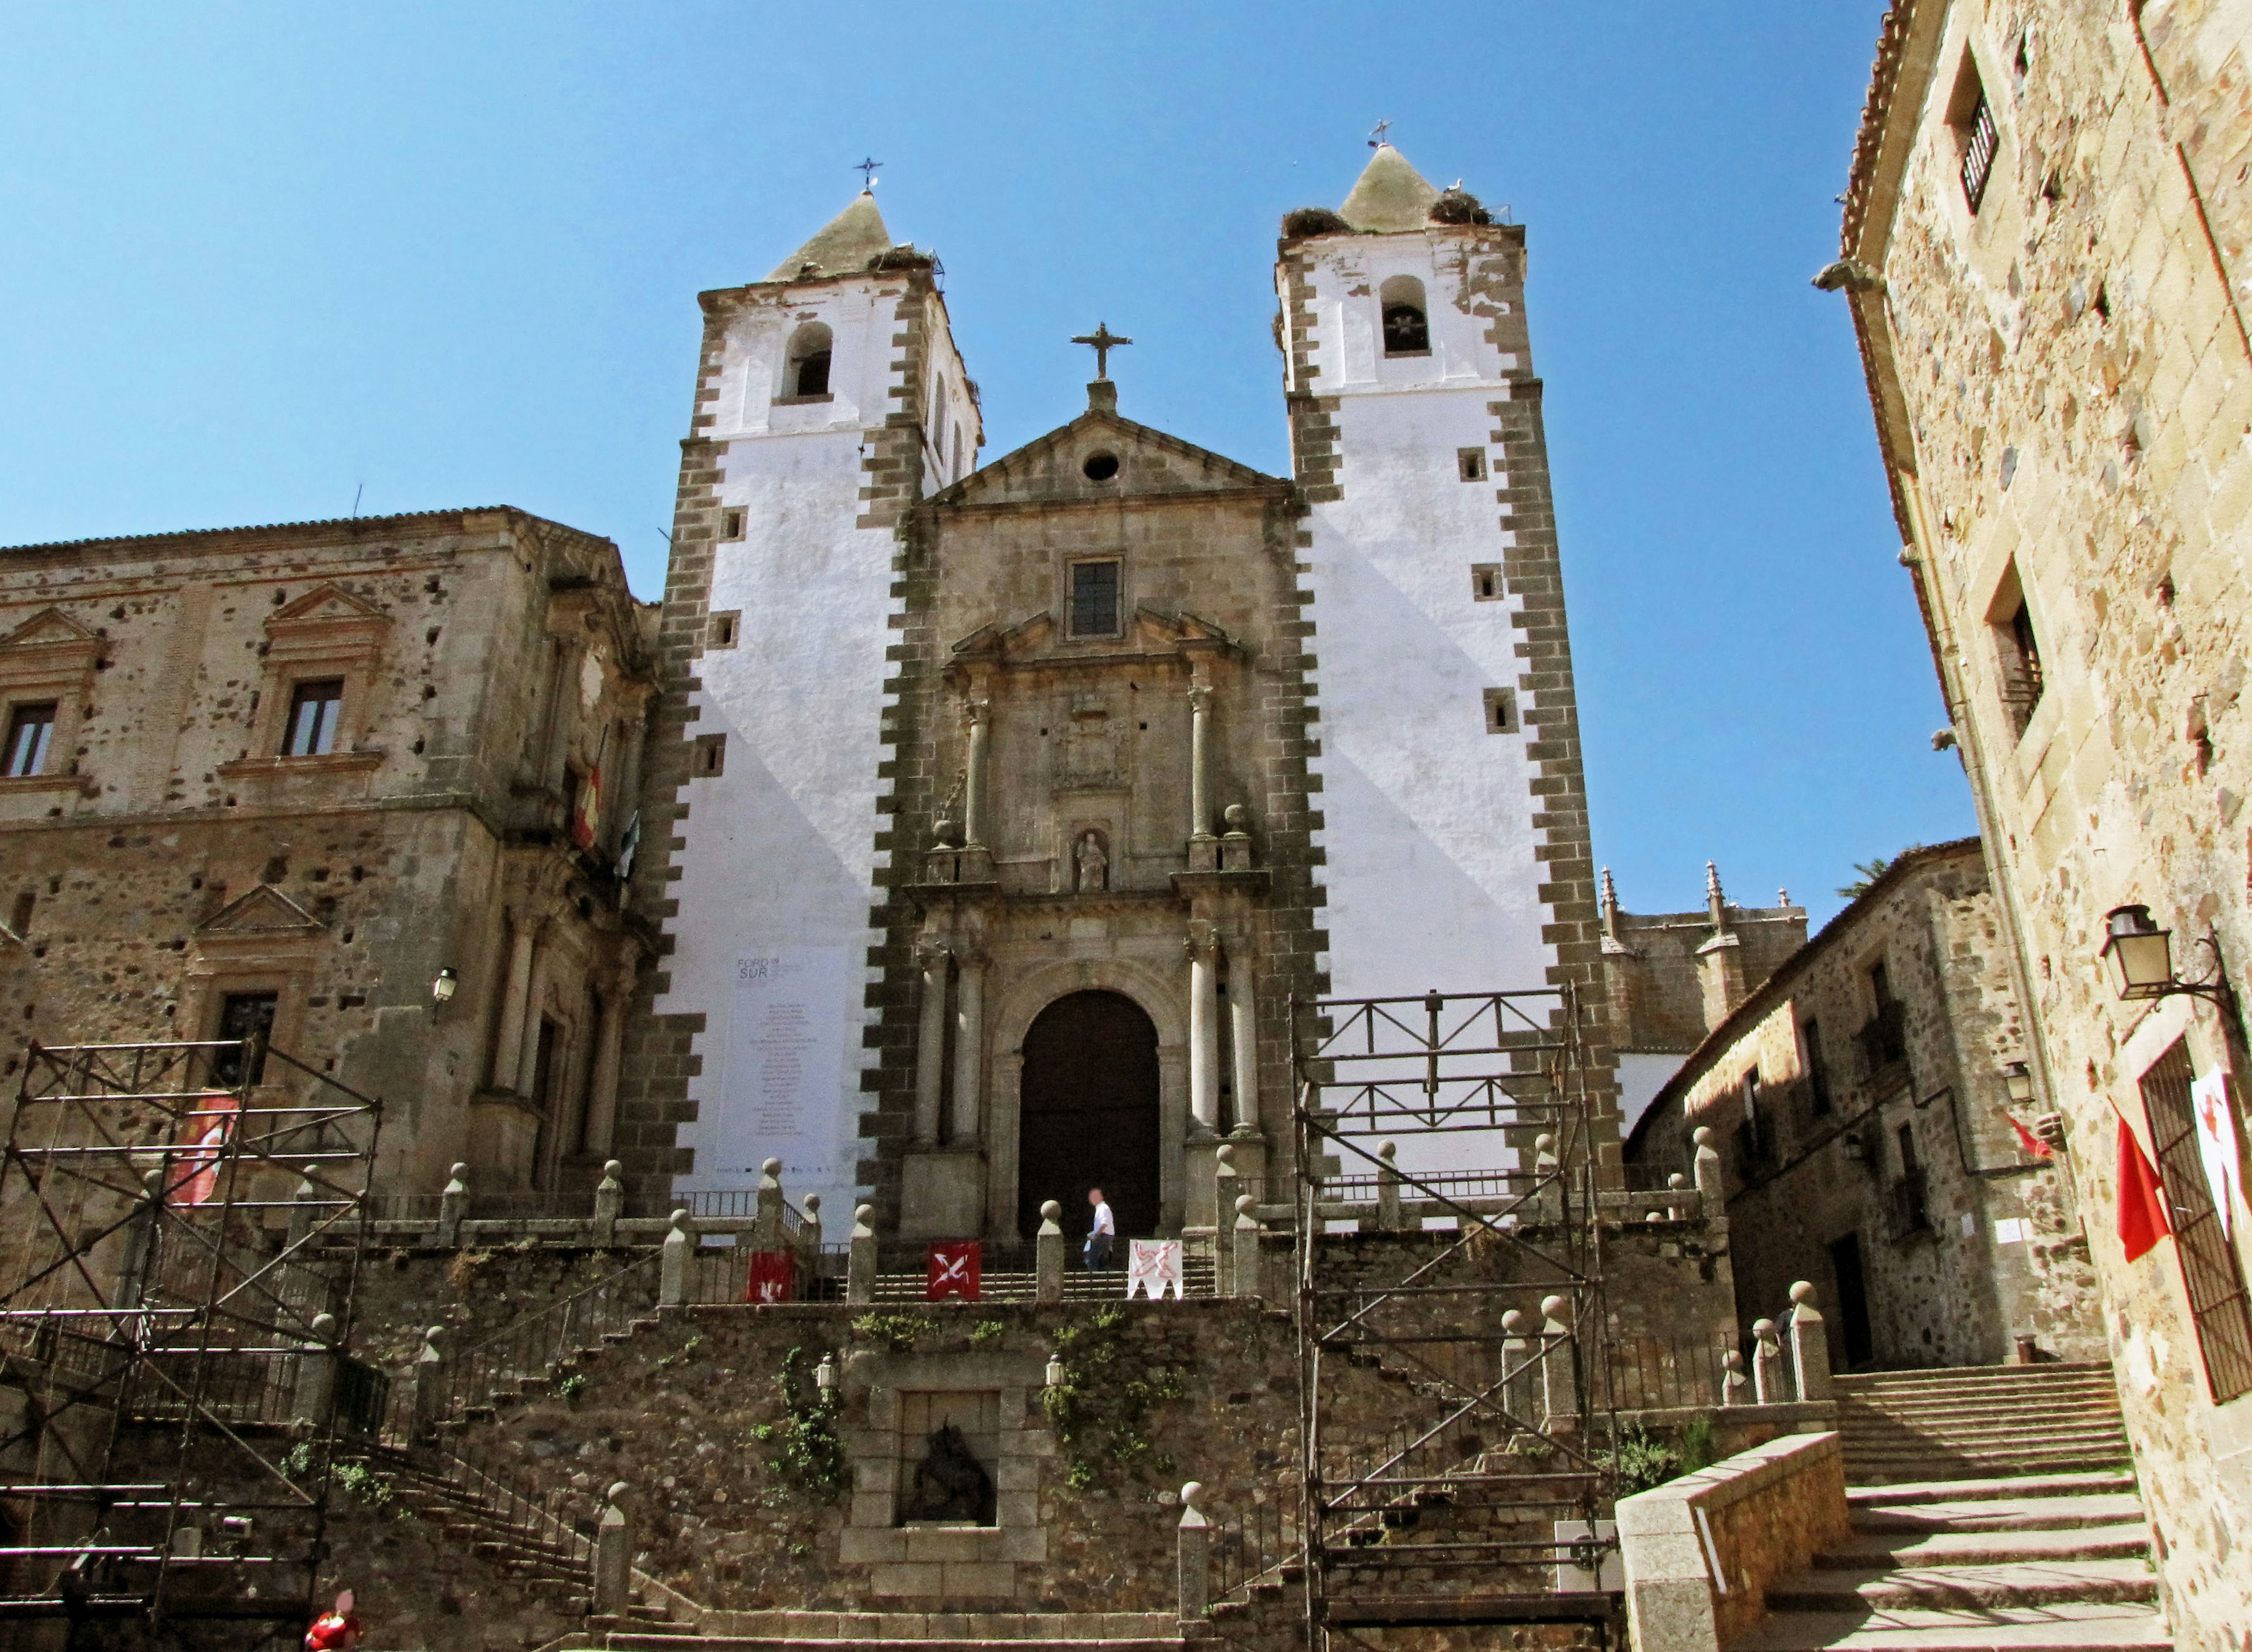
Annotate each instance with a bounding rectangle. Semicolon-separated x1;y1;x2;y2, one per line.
927;1240;981;1301
169;1092;239;1206
2004;1108;2053;1161
745;1250;798;1304
1127;1239;1183;1300
570;764;602;850
2190;1070;2244;1238
2116;1111;2170;1263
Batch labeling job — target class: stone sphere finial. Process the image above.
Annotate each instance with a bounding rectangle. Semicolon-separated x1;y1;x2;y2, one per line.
1222;804;1249;832
669;1207;690;1231
1539;1294;1567;1322
1181;1481;1206;1512
1752;1317;1775;1338
932;817;962;848
603;1159;623;1179
856;1203;875;1221
607;1481;631;1506
762;1156;783;1175
1378;1140;1397;1161
1501;1309;1527;1335
1668;1173;1686;1189
1789;1280;1817;1307
1235;1193;1257;1214
1692;1127;1714;1148
1041;1200;1061;1220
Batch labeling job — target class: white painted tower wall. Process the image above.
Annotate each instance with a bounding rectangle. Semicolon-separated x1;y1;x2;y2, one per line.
1287;235;1554;1003
656;269;975;1219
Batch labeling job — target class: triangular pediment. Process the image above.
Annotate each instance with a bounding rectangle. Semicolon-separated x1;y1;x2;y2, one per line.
269;584;389;629
1;608;98;650
198;884;327;935
952;605;1237;667
931;406;1286;511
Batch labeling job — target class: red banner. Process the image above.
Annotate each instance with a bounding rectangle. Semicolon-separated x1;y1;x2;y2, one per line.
2117;1112;2170;1263
169;1092;238;1206
745;1250;798;1305
927;1240;981;1301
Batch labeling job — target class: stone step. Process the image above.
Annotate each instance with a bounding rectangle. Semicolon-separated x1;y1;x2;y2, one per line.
1813;1522;2150;1569
1765;1559;2159;1612
1835;1361;2117;1387
599;1643;1183;1652
1847;1472;2140;1505
1842;1407;2125;1436
686;1613;1181;1643
1733;1603;2173;1651
1843;1414;2128;1443
1837;1404;2117;1431
1851;1492;2149;1534
1844;1453;2136;1479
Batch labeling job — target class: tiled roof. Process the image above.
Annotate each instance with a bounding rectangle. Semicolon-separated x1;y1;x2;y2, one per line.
0;506;589;557
1841;1;1917;256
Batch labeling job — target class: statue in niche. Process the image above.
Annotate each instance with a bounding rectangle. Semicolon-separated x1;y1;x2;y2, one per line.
900;1423;995;1525
1075;830;1110;893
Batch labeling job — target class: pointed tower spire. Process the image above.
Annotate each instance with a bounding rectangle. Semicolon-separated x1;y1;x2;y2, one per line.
766;191;897;281
1338;144;1441;233
1705;861;1727;931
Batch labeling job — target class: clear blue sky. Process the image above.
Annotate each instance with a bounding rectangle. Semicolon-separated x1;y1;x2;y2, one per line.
0;3;1972;926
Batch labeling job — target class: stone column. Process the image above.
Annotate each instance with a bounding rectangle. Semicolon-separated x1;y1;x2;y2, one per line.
1188;927;1220;1135
962;700;991;849
847;1205;877;1304
1692;1125;1724;1216
1376;1142;1403;1232
1232;1196;1263;1300
592;1161;623;1246
913;943;949;1148
1752;1318;1785;1404
409;1325;446;1447
437;1163;469;1246
291;1312;339;1429
950;951;985;1144
1036;1201;1064;1302
592;1482;632;1619
491;911;542;1093
659;1209;693;1308
1539;1295;1578;1431
582;967;630;1156
1187;685;1214;843
1788;1281;1832;1401
1226;939;1257;1131
513;940;552;1110
1176;1482;1211;1623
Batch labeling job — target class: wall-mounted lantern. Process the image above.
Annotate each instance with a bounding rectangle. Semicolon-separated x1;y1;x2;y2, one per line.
815;1352;837;1403
2100;905;2235;1009
2002;1061;2034;1104
430;966;460;1008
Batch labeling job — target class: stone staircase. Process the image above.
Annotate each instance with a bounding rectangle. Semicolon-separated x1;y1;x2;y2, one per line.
1740;1363;2169;1651
571;1609;1189;1651
1835;1363;2132;1485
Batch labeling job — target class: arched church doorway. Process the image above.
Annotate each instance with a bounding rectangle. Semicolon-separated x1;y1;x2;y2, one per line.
1016;990;1161;1241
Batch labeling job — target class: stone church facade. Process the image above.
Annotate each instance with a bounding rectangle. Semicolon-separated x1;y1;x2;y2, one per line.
614;145;1620;1236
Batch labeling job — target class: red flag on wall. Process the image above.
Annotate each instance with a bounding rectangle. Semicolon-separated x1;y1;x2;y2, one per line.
745;1250;798;1305
2117;1112;2171;1263
2005;1109;2054;1161
927;1240;981;1301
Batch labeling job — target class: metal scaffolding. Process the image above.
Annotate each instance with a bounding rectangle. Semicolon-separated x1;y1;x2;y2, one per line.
1293;986;1619;1647
0;1039;383;1648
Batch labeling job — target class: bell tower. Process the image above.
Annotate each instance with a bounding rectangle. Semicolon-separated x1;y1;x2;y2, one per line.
1277;145;1620;1173
617;189;982;1217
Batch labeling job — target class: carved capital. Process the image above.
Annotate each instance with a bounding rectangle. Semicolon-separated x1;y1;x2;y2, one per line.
914;939;952;973
963;699;992;729
1183;921;1220;962
1186;685;1215;714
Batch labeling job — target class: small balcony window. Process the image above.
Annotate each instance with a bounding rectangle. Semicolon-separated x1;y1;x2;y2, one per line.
1069;561;1121;638
4;702;57;778
283;679;345;758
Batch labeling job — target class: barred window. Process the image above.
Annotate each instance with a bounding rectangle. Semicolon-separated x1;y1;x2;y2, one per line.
2139;1042;2252;1404
1961;91;1999;212
1069;561;1121;637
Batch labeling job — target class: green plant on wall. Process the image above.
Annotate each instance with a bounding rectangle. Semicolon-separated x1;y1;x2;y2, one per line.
1678;1414;1718;1475
1602;1424;1684;1497
1040;1306;1183;1492
850;1312;924;1351
748;1344;846;1502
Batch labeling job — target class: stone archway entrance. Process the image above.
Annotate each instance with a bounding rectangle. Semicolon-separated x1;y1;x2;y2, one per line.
1016;990;1161;1241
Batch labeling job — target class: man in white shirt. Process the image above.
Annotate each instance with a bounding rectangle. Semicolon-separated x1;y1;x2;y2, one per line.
1084;1188;1116;1271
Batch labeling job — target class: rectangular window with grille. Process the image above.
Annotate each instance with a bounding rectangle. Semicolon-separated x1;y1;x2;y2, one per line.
283;678;345;757
1069;560;1121;637
2139;1042;2252;1403
3;701;57;778
1960;90;1999;212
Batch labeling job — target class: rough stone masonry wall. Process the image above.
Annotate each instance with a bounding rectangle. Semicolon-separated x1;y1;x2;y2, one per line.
1843;3;2252;1644
1660;847;2100;1366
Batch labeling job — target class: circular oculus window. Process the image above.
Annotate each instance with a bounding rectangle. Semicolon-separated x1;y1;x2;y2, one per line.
1082;452;1120;481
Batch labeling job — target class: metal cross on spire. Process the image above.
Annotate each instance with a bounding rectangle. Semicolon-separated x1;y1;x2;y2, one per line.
1071;322;1132;381
855;157;883;188
1368;118;1393;148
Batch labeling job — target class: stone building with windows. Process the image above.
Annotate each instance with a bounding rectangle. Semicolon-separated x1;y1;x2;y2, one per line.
1626;839;2101;1370
615;144;1622;1236
0;507;656;1196
1598;861;1807;1131
1829;2;2252;1640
